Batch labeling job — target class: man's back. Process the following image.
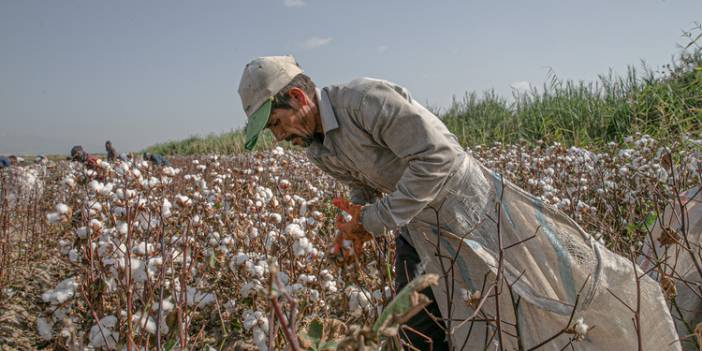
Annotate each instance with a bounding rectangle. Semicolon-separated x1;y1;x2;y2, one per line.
308;77;468;234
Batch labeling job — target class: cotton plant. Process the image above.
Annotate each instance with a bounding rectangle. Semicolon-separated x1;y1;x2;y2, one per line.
29;150;387;349
471;133;701;249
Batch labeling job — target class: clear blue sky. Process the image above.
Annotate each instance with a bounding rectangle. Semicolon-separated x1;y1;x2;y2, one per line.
1;0;700;155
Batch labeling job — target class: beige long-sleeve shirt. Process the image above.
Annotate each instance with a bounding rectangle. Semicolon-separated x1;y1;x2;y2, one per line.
307;78;470;236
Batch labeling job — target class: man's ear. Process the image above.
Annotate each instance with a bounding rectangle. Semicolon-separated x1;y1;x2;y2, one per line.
287;87;309;108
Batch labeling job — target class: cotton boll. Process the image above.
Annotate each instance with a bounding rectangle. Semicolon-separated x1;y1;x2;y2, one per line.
58;240;72;255
116;162;130;175
346;286;372;316
656;167;668;183
242;310;269;351
208;237;219;247
240;280;263;298
53;306;70;321
285;223;305;239
309;211;323;222
132;241;154;256
68;249;81;263
286;283;305;295
62;176;76;188
263;230;279;250
186;287;216;308
232;252;249;266
298;274;317;284
74;226;88;239
572;317;589;341
321;280;338;293
90;218;103;232
131;259;149;283
243;310;269;331
116;221;128;235
253;327;268;351
175;194;192;207
151;298;175;313
269;213;282;224
161;198;172;218
279;179;291;189
220;235;235;247
56;203;70;215
110;205;126;218
131;312;160;335
89;315;120;349
47;212;60;224
246;260;268;278
100;182;115;196
89;180;104;193
104;277;118;293
293;237;313;257
37;317;54;341
299;201;308;217
41;277;79;305
89;202;103;216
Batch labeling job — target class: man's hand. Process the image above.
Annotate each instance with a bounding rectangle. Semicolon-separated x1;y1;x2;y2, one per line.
329;197;372;260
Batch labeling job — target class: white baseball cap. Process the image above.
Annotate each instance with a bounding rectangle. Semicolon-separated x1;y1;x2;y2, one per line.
238;55;303;150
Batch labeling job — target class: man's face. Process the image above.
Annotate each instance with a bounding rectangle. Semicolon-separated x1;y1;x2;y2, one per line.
265;88;318;147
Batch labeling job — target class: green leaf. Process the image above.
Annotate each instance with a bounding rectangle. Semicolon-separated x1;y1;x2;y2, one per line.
626;222;636;237
372;273;439;334
164;339;177;351
642;211;657;231
230;319;242;334
308;318;324;342
208;253;217;268
318;340;338;350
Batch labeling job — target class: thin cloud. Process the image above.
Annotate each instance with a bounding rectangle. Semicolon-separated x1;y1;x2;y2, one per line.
301;36;332;49
284;0;306;7
510;81;532;94
376;45;389;53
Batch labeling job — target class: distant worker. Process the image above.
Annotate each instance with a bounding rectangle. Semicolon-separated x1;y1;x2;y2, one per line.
69;145;99;169
35;155;48;164
0;156;10;168
143;152;169;166
105;140;117;162
118;152;130;162
70;145;87;162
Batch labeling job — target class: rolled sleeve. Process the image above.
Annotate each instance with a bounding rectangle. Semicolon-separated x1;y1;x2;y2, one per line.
349;184;377;205
355;82;461;235
360;205;387;235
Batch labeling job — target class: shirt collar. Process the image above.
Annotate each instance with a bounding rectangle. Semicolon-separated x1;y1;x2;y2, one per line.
317;87;339;134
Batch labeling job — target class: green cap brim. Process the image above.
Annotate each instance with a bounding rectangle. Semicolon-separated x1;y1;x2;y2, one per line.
244;98;272;151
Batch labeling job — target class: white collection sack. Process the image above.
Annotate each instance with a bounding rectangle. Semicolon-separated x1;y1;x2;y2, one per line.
640;185;702;350
405;158;681;350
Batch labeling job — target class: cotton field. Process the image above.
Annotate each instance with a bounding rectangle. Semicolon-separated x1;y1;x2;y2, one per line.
0;135;701;350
